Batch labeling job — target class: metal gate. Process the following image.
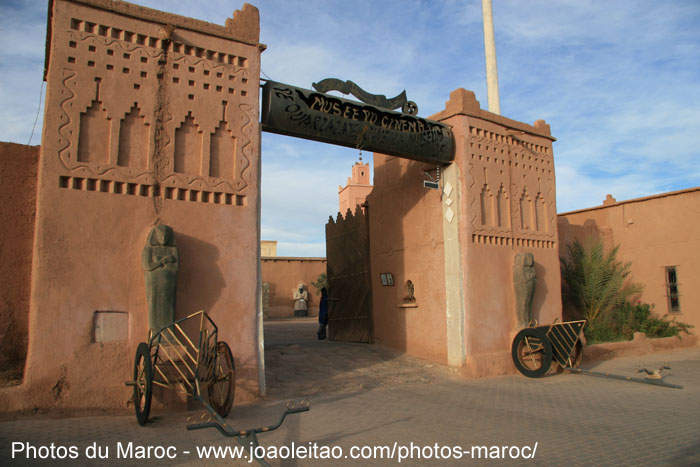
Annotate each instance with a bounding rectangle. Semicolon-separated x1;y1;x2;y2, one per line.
325;206;373;343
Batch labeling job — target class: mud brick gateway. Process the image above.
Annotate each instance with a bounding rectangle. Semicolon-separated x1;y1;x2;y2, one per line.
9;0;693;415
1;0;265;411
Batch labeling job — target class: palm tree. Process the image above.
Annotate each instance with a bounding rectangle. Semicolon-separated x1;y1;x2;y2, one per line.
311;272;328;294
560;239;642;324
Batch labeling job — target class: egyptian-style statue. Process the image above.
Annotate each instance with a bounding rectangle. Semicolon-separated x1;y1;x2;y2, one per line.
513;252;537;328
293;282;308;317
142;224;179;333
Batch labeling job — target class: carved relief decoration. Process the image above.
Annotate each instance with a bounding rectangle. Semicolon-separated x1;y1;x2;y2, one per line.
58;30;162;183
466;125;556;248
52;15;256;204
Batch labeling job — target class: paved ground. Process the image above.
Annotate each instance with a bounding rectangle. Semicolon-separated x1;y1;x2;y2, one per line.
264;318;458;399
1;319;698;466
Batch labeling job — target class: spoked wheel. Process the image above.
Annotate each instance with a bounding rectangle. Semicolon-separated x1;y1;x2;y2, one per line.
133;342;153;426
512;328;553;378
207;341;235;417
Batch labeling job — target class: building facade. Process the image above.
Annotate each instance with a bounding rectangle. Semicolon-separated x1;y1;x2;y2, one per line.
558;188;700;331
260;240;278;257
368;89;561;376
1;0;265;412
5;0;694;415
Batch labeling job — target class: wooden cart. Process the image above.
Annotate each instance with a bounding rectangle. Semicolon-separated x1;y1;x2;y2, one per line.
126;310;235;425
511;319;586;378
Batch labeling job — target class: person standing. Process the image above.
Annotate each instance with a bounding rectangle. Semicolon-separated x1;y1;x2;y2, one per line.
317;287;329;340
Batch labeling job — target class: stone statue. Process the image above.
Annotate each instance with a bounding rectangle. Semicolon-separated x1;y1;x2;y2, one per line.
403;280;416;303
513;252;537;328
142;224;179;333
293;282;308;317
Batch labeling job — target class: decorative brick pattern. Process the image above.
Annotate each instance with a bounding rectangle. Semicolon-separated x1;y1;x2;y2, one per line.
466;124;556;248
52;10;257;200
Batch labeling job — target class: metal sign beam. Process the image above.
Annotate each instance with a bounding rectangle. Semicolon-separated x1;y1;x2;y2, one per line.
261;81;454;164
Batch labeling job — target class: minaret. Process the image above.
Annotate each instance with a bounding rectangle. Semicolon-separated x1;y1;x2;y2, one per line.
338;156;372;215
482;0;500;114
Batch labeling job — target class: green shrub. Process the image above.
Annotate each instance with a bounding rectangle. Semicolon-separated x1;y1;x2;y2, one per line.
561;239;693;344
584;301;693;344
585;320;624;344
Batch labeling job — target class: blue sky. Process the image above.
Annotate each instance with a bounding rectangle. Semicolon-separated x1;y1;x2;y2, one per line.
1;0;699;257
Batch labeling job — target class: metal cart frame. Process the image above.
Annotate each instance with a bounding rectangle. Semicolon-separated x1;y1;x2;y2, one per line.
126;310;235;425
511;319;682;389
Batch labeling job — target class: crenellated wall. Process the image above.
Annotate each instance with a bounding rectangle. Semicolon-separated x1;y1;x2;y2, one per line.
0;0;264;412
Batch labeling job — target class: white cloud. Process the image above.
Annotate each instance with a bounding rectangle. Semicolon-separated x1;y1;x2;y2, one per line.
1;0;698;255
0;1;49;144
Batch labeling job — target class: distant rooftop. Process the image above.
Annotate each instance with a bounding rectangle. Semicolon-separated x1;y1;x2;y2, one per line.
558;186;700;216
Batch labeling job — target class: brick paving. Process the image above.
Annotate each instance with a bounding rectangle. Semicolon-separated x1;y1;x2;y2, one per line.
1;320;698;466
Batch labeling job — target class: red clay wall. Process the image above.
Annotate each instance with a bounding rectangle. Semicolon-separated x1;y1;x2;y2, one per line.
261;257;326;318
368;88;561;375
0;143;39;371
434;90;561;377
0;0;263;412
368;154;449;364
558;188;700;332
456;117;561;376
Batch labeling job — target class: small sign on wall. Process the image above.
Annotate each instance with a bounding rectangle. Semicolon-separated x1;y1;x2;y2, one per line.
94;311;129;343
380;273;394;286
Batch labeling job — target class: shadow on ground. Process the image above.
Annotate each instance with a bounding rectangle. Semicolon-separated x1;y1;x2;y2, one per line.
263;319;457;400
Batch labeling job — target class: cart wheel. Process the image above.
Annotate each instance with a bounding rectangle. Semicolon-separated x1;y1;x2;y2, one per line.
208;341;235;417
133;342;153;426
512;328;553;378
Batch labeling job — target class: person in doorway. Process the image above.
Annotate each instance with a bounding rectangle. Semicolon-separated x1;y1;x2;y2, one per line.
317;287;329;340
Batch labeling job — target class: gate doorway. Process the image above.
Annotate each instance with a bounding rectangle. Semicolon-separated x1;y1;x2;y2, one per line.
325;204;373;343
259;79;454;393
260;79;452;344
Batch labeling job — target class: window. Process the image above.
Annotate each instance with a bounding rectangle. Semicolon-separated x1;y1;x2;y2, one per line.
665;266;680;312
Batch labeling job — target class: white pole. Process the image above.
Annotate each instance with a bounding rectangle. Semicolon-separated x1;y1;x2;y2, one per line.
482;0;501;114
